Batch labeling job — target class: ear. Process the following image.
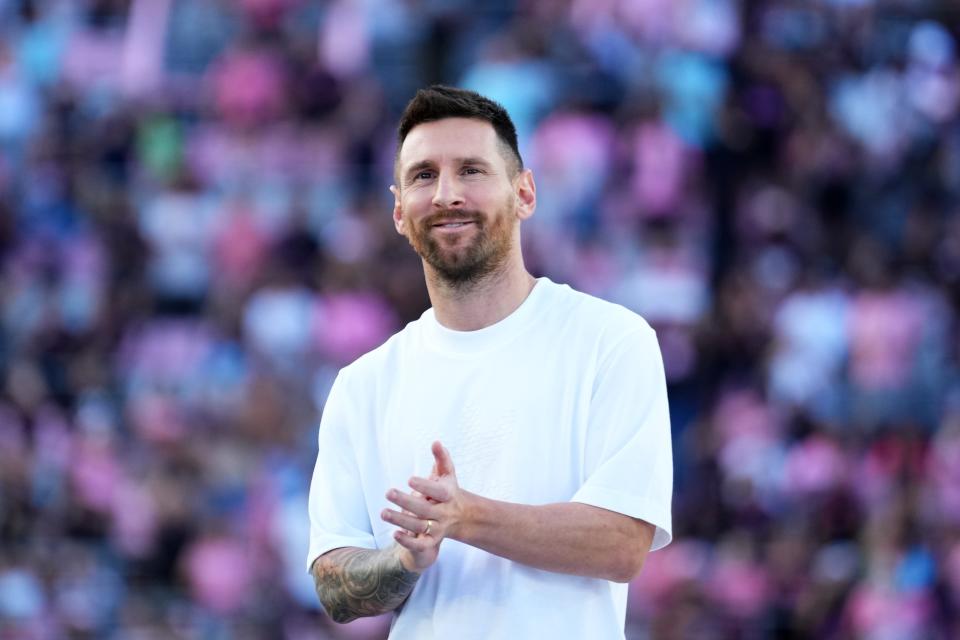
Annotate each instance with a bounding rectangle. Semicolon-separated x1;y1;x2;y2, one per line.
390;185;405;235
514;169;536;221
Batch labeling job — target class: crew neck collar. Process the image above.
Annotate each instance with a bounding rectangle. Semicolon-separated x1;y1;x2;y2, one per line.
420;277;552;355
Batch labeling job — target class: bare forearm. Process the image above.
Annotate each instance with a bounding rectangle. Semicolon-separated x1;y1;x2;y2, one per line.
310;546;420;623
452;493;653;583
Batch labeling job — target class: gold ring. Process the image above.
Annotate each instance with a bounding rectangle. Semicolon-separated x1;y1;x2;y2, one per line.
423;520;434;535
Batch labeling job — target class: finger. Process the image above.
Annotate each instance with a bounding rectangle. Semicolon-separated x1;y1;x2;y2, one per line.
409;476;451;502
432;441;456;476
413;488;438;505
381;508;429;535
394;529;431;552
386;489;435;517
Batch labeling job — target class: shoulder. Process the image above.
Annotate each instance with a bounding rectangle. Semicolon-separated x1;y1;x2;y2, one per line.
541;279;656;346
335;314;426;387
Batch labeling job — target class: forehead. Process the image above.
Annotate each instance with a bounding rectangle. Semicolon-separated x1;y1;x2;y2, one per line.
398;117;503;169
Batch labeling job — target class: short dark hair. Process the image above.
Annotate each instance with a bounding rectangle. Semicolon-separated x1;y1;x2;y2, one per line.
396;85;523;176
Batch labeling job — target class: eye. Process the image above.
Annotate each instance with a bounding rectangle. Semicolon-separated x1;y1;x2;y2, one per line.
414;170;434;181
462;167;481;175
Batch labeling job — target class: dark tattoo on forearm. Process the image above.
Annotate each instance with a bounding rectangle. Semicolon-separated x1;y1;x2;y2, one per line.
311;547;420;623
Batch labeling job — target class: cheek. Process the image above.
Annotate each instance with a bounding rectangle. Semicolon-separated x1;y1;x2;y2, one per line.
400;193;431;219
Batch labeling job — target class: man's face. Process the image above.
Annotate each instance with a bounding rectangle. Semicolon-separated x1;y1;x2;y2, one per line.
392;118;533;285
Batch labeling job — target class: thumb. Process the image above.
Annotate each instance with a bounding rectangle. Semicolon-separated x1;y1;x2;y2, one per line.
432;441;455;476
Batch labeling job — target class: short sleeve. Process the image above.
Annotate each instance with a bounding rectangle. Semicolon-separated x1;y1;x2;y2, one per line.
306;371;377;571
570;326;673;551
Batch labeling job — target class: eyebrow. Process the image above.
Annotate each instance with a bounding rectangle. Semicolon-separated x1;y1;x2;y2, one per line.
403;160;433;181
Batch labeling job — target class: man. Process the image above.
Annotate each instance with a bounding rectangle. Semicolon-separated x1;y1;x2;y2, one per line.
307;85;673;639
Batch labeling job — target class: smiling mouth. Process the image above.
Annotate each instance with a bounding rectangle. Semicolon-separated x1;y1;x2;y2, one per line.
432;221;476;228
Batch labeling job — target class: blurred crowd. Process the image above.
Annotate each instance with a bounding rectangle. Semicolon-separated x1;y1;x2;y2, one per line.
1;0;960;638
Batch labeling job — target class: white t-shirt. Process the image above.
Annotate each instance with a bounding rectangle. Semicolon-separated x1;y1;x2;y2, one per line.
307;278;673;639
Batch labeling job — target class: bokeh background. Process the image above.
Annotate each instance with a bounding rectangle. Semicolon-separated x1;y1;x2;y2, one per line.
2;0;960;638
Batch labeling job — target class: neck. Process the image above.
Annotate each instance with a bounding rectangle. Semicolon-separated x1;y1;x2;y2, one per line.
424;254;536;331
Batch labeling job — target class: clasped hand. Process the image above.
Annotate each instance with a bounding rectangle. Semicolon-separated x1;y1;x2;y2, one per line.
381;441;464;572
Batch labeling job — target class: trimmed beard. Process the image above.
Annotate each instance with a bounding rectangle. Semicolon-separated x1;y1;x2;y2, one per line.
404;197;516;287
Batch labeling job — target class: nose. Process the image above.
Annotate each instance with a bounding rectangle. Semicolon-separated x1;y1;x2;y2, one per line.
431;171;465;209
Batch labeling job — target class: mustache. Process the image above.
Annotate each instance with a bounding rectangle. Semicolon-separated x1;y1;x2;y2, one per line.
424;210;483;227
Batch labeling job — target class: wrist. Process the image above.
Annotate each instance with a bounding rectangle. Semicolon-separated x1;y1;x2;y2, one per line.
449;489;479;543
393;544;422;574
